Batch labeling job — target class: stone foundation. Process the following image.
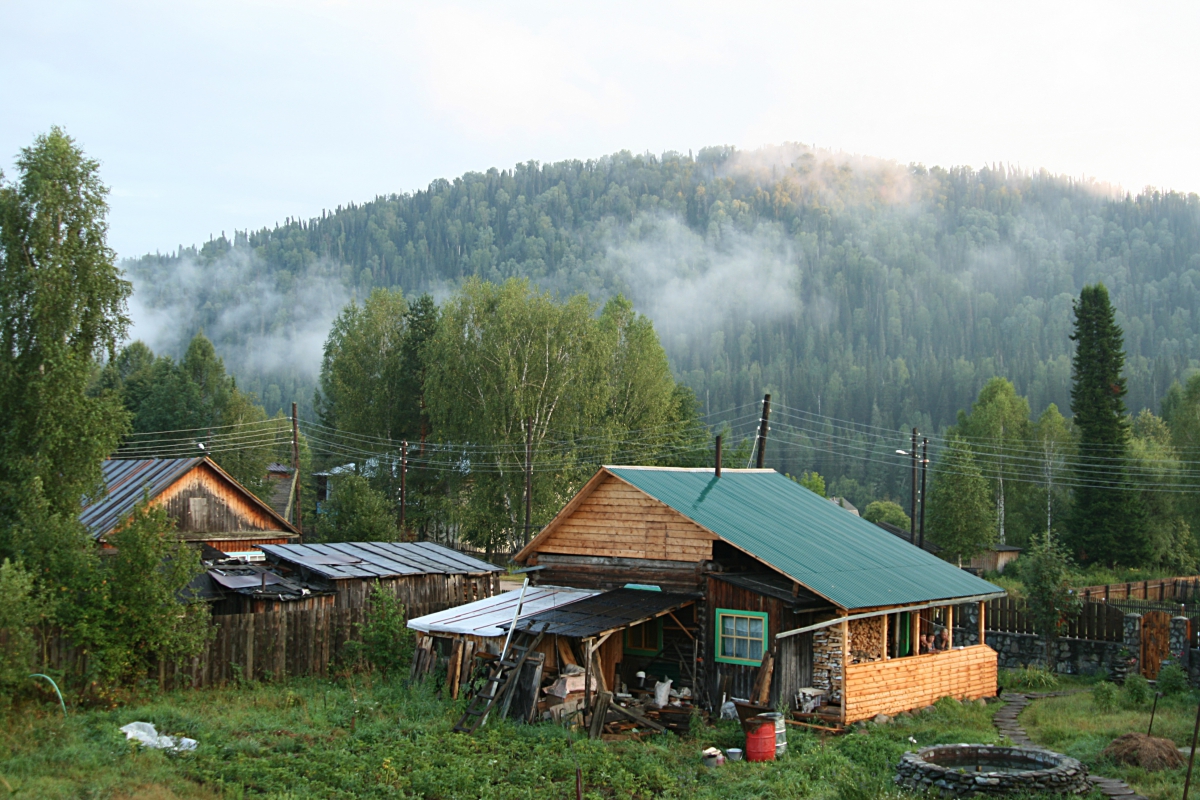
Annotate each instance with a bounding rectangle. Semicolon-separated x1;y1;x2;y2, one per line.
895;745;1089;796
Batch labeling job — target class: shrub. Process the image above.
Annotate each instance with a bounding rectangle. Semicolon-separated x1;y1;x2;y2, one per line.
1004;664;1059;691
0;559;36;698
1092;682;1118;713
360;584;414;677
1123;673;1152;706
1156;663;1190;696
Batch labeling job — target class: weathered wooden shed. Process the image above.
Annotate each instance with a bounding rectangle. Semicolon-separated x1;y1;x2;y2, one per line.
515;466;1005;724
81;457;299;554
260;541;502;618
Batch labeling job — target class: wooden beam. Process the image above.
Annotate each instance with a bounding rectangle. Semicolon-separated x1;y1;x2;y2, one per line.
882;613;889;661
665;611;695;641
947;605;954;648
840;616;849;726
978;601;986;646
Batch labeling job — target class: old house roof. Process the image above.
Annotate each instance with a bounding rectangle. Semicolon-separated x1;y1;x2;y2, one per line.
80;457;298;539
519;466;1002;611
407;585;599;638
260;541;503;580
509;586;699;639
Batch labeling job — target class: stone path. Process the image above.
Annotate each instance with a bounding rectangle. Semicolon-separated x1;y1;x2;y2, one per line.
994;691;1146;800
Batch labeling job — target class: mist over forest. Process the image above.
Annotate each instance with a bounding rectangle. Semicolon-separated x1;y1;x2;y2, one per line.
124;143;1200;502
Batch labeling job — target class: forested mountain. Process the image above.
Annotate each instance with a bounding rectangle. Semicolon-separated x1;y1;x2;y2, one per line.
124;144;1200;502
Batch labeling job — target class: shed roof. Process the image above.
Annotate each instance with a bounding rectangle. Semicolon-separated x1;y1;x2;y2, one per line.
260;541;502;580
536;467;1002;611
407;585;599;638
81;457;298;539
510;587;698;639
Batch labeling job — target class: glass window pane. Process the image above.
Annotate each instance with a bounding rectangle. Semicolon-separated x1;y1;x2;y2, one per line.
722;637;734;657
722;617;735;636
749;618;763;637
750;640;763;661
735;638;748;658
736;617;749;636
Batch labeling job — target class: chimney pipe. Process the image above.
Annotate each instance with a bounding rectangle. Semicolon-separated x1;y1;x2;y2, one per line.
755;394;771;469
715;434;722;478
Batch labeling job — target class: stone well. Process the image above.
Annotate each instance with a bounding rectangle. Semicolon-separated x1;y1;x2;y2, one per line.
895;744;1089;796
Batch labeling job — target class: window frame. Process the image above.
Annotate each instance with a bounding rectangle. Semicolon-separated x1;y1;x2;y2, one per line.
714;608;769;666
624;618;663;656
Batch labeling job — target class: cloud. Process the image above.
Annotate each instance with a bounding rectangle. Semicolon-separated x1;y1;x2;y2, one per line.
124;247;349;382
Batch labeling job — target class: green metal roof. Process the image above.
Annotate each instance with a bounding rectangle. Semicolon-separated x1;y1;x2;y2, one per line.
605;466;1003;611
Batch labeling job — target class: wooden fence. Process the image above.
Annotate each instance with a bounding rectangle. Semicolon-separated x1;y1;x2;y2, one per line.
38;607;367;689
1074;576;1200;603
983;597;1125;642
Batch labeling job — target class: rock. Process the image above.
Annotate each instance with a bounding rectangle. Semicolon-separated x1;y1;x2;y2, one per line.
873;713;892;725
922;705;936;714
975;698;987;708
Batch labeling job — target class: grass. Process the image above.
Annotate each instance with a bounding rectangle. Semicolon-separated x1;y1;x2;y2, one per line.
1021;684;1200;800
0;677;1105;799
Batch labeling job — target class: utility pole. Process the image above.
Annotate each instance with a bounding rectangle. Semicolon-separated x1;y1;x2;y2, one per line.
910;428;918;545
400;440;407;538
524;417;533;547
755;394;772;469
919;437;929;550
291;402;302;535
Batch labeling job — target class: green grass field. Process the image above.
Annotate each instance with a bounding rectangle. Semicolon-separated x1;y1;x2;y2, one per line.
7;673;1168;799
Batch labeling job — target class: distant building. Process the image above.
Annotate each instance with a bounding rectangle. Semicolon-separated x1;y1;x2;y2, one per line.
81;457;300;556
969;544;1022;574
828;496;859;516
264;462;295;519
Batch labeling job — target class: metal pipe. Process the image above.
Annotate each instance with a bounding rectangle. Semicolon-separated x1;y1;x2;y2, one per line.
755;394;771;469
715;435;722;478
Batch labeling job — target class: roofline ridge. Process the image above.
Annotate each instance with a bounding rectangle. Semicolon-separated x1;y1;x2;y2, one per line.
603;465;776;473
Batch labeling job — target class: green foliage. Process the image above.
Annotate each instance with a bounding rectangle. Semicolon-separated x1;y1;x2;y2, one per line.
1156;663;1189;696
1002;664;1059;691
1091;681;1118;712
926;436;996;562
0;559;36;696
954;377;1032;546
0;127;131;524
1067;284;1147;566
317;474;398;543
862;500;909;529
101;333;288;500
358;585;414;677
1122;673;1152;706
86;500;211;686
791;471;827;498
1023;531;1082;650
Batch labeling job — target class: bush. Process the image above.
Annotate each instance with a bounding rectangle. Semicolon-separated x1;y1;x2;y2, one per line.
1123;673;1152;706
1157;663;1190;696
0;559;36;698
1092;682;1118;713
359;584;414;677
1003;664;1059;691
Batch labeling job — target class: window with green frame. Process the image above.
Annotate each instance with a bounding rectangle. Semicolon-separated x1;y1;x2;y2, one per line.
624;619;662;656
715;609;768;665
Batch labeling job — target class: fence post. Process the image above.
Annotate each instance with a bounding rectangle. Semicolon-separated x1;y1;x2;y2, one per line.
1171;617;1191;672
1124;613;1143;679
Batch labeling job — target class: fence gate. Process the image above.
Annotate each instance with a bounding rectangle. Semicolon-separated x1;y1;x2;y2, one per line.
1141;610;1172;679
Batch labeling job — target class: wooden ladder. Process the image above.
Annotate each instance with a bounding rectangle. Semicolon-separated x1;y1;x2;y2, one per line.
452;626;546;734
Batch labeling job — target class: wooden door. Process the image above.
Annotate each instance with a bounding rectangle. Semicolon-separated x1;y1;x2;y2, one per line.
1141;610;1171;679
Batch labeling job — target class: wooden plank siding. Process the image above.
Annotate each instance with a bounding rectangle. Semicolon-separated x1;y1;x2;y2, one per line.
704;575;814;708
323;573;499;618
842;645;997;722
531;475;716;563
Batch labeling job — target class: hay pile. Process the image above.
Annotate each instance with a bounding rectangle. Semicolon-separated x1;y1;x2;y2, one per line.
1101;733;1186;771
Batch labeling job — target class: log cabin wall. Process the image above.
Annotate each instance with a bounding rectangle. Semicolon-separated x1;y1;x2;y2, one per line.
703;575;814;708
532;554;705;592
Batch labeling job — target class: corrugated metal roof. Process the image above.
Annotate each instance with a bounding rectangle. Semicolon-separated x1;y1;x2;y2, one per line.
605;467;1003;611
407;585;598;638
260;541;503;580
511;587;699;638
80;458;203;538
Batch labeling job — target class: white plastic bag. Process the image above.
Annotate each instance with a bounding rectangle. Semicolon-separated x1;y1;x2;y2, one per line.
120;721;198;752
654;679;672;707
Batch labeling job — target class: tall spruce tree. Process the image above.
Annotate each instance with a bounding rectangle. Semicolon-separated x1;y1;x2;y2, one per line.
1066;284;1147;565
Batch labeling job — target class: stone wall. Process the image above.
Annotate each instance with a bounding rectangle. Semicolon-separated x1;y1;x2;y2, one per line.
985;630;1131;678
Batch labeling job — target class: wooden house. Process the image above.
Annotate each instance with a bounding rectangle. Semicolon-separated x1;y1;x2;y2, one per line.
514;466;1005;724
81;457;299;555
969;544;1022;574
260;541;502;618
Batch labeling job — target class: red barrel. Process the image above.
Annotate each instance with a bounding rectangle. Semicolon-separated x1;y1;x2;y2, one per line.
744;718;776;762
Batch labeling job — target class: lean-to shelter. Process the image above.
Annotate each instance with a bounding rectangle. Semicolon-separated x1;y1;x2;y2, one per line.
514;466;1005;724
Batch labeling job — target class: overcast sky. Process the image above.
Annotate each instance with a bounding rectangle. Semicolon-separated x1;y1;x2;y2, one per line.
3;1;1198;260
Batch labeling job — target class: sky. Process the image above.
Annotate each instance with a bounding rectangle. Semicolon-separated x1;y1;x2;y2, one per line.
3;0;1198;261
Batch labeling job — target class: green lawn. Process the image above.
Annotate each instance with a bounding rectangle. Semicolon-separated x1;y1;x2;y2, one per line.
1021;685;1200;800
0;676;1106;800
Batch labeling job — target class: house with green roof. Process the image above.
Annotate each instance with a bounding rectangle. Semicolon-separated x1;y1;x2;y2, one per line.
514;465;1005;724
